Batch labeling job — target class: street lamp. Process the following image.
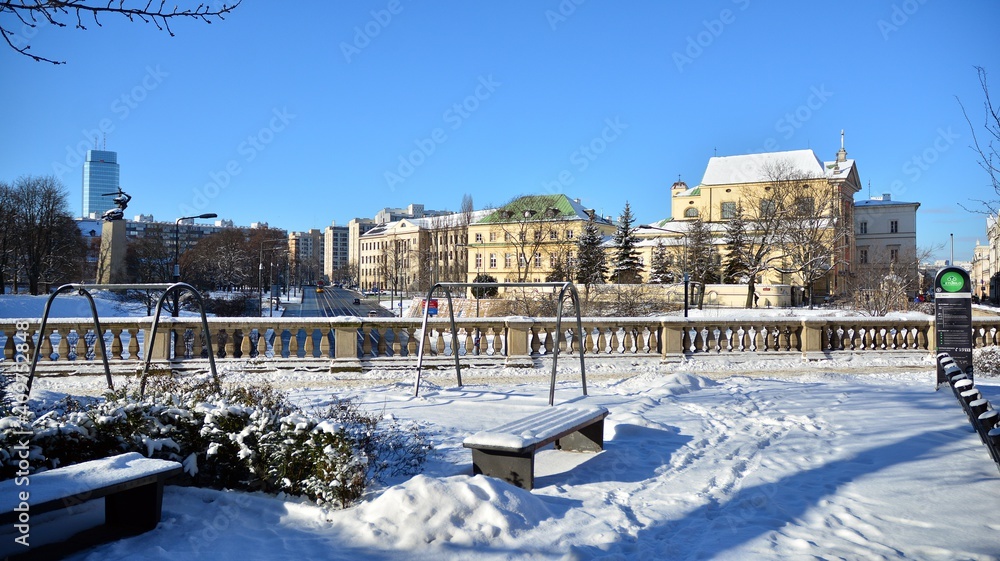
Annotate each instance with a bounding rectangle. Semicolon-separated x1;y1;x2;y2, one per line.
638;224;689;317
259;239;286;317
173;213;217;316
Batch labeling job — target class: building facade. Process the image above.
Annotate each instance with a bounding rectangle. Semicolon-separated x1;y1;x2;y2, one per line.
323;222;351;284
288;229;324;286
854;193;921;295
465;195;616;286
654;143;862;298
82;150;120;218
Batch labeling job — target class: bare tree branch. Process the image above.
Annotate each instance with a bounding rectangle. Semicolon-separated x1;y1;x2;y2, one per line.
0;0;241;64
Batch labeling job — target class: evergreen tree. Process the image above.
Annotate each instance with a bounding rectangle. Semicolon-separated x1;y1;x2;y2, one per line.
648;239;673;284
611;202;643;284
575;216;607;295
722;204;750;284
685;218;719;309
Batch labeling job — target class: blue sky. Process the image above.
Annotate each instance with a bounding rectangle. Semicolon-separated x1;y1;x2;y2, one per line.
1;1;998;262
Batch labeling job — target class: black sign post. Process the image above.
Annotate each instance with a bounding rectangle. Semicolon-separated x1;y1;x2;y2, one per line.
934;266;973;388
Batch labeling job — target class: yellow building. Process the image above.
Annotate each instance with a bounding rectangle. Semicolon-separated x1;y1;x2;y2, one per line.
465;194;616;286
641;141;862;299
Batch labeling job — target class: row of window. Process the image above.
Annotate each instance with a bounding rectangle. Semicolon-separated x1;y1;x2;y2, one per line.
858;221;899;234
472;229;577;243
857;247;899;264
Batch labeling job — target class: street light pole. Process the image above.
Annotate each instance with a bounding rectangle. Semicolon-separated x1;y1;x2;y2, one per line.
173;213;217;317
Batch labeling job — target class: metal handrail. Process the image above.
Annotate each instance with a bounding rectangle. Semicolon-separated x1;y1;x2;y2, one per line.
412;281;586;406
23;282;218;399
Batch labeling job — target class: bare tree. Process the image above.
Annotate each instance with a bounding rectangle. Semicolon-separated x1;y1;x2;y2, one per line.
1;0;241;64
11;175;83;294
778;183;850;308
958;66;1000;214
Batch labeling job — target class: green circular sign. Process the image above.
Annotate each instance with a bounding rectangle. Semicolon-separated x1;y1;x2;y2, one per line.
940;271;966;293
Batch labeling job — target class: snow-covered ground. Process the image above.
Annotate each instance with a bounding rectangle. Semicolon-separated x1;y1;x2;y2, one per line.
7;355;1000;560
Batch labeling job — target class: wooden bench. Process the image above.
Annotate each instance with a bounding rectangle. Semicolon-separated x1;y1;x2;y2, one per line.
463;405;609;490
1;452;181;559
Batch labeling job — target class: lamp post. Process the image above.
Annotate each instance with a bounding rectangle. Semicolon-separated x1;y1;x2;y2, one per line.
173;213;217;317
259;239;286;317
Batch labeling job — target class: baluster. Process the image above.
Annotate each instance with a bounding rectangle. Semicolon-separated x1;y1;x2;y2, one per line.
302;327;316;358
320;327;333;358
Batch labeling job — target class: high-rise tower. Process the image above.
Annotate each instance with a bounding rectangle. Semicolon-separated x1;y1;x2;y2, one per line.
82;150;120;218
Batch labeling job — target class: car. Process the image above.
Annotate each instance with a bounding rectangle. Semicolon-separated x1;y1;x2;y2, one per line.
353;298;361;305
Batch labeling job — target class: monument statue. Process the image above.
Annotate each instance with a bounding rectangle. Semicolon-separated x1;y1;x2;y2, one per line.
100;187;131;222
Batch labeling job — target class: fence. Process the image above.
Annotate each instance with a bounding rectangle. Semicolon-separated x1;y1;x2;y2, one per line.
6;315;998;374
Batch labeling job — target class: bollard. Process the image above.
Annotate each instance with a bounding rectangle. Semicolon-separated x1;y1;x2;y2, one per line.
953;379;974;401
980;410;1000;451
989;427;1000;475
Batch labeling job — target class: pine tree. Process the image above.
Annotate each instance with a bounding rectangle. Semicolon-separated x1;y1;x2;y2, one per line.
575;216;607;295
611;202;643;284
648;239;673;284
722;204;750;284
686;218;719;309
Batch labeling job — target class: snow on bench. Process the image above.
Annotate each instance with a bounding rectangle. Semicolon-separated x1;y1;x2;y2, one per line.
463;405;609;490
1;452;181;557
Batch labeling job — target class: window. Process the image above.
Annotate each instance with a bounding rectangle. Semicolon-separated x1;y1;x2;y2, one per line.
794;196;815;216
859;249;868;264
859;221;868;234
684;208;699;218
890;220;898;233
721;201;737;219
760;199;776;217
475;232;483;243
489;253;497;268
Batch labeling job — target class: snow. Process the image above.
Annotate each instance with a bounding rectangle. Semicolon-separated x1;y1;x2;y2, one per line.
0;452;179;513
6;353;999;560
463;405;608;450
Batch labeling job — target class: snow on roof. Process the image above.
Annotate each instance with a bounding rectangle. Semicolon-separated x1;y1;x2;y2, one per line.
700;149;854;186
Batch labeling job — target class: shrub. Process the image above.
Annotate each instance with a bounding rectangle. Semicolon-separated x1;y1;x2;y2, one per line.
973;346;1000;377
0;377;428;508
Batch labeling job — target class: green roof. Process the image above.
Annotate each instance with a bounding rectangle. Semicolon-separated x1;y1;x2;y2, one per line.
477;194;597;224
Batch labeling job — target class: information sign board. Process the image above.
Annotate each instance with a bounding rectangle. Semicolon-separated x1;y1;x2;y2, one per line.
934;266;973;387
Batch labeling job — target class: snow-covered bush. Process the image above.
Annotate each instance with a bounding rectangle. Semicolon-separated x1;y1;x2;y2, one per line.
973;346;1000;377
0;377;428;508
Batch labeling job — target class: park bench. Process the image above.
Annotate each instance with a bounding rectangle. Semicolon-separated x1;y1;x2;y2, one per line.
1;452;181;559
463;405;609;490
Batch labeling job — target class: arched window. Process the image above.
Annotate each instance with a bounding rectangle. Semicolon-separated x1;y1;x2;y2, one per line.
684;207;699;218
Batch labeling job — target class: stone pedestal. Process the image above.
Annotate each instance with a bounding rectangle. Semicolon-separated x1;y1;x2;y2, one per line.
97;220;127;284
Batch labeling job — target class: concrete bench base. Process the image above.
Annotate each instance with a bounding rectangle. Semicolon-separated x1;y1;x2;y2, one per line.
463;405;609;490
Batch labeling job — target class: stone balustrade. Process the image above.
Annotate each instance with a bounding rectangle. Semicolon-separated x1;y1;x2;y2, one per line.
0;315;986;373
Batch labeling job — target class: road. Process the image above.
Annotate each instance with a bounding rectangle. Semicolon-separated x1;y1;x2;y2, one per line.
293;286;395;318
